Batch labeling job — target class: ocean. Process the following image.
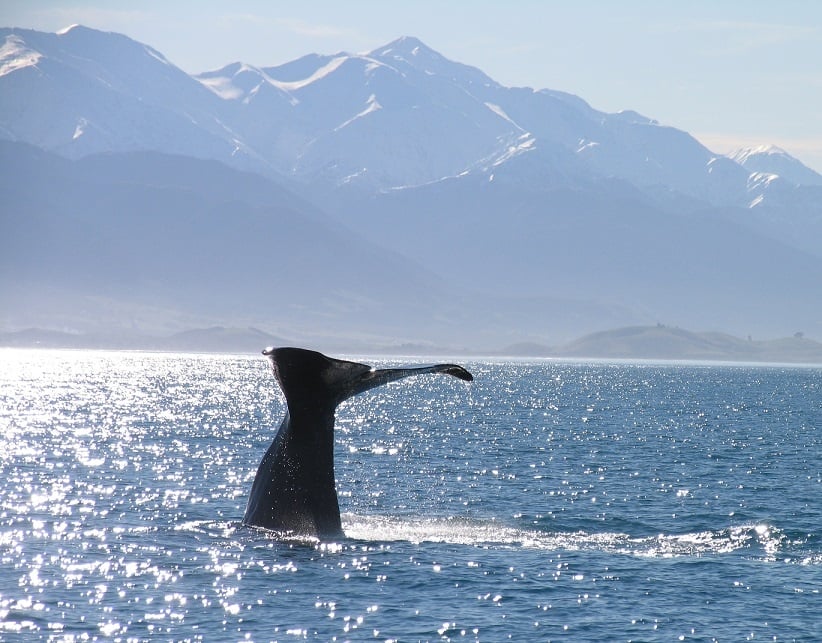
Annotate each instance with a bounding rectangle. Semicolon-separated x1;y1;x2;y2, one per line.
1;349;819;641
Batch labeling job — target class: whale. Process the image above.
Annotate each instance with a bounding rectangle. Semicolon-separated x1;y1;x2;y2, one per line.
242;347;473;539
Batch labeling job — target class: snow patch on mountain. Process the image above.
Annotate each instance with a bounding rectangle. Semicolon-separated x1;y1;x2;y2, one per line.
198;64;255;100
484;102;525;131
335;95;382;132
743;170;798;208
0;34;41;76
576;139;600;154
272;55;349;91
747;171;780;190
72;118;88;140
483;133;537;169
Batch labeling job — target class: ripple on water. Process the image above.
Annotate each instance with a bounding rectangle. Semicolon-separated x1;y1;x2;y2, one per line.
0;350;820;640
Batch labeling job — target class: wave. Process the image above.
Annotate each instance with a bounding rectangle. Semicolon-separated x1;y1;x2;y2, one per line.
342;514;820;563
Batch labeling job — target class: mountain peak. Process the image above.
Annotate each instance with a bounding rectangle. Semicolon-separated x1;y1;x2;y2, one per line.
728;144;788;164
55;23;119;40
370;35;437;59
729;144;822;187
366;35;498;91
52;23;172;67
367;36;455;72
54;23;122;39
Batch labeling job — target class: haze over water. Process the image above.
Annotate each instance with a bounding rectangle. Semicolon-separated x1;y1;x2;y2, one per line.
1;349;820;640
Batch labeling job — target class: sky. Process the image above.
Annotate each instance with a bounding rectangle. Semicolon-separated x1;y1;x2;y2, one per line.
4;0;822;172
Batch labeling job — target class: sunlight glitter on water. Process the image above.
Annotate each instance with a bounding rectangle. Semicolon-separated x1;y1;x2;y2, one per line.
1;349;820;640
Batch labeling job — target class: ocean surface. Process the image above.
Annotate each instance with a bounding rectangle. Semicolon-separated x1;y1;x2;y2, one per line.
1;349;820;641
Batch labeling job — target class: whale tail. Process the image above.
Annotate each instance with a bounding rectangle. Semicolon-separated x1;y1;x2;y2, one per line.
262;346;473;410
245;347;473;539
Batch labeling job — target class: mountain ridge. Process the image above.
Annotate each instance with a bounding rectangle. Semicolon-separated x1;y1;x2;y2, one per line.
4;25;820;199
2;26;821;346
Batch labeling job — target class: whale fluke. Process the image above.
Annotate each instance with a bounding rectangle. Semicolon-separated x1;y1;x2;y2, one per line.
242;347;473;539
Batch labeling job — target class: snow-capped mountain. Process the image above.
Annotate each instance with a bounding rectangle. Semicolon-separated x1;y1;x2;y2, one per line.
2;26;822;345
728;144;822;187
3;26;810;207
194;36;522;188
0;26;260;165
193;35;757;203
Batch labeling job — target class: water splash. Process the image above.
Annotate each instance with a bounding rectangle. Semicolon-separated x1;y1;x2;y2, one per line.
343;514;808;561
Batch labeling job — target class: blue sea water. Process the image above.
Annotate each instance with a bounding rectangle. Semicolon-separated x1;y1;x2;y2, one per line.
0;349;820;641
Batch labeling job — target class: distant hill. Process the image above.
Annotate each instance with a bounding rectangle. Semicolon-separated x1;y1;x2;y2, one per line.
551;325;822;363
4;325;822;364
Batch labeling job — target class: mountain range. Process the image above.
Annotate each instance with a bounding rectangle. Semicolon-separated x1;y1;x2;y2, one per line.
1;25;821;351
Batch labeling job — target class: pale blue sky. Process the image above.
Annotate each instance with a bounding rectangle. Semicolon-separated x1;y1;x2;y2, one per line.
4;1;822;171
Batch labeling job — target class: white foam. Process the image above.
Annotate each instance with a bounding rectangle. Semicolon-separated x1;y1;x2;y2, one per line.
342;514;788;559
